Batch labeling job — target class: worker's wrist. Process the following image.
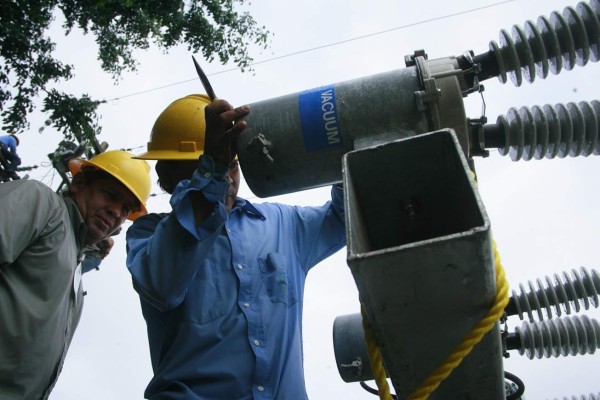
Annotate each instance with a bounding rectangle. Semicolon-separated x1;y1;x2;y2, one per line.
197;155;228;181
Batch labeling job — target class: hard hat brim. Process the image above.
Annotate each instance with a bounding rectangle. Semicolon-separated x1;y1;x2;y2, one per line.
68;158;148;221
132;149;204;161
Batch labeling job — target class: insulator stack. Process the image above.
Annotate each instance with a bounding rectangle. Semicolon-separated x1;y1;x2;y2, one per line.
489;0;600;86
551;393;600;400
512;314;600;359
507;267;600;321
489;100;600;161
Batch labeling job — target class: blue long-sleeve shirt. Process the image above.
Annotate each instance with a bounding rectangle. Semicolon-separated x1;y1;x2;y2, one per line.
126;156;346;399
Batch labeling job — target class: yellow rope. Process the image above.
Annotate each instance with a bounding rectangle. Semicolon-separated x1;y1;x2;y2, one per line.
361;243;508;400
407;240;509;399
361;304;393;400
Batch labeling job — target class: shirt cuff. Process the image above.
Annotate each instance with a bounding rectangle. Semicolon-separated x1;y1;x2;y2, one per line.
169;155;230;238
171;155;229;205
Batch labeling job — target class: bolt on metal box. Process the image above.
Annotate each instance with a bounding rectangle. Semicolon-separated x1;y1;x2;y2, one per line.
342;128;504;399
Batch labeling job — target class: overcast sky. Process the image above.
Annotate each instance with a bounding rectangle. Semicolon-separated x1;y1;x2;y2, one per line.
10;0;600;399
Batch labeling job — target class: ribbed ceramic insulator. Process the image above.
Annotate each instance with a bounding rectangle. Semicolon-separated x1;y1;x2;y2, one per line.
515;314;600;359
551;393;600;400
510;267;600;322
490;0;600;86
495;100;600;161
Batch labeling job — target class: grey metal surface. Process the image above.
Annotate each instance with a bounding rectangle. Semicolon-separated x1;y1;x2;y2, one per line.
236;55;472;198
415;55;471;155
343;129;504;399
237;66;427;197
333;313;374;383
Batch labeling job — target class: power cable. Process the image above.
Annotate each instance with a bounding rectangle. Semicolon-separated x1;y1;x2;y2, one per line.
104;0;516;102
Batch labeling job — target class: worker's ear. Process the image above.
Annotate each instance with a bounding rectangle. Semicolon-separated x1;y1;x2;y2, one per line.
69;172;86;194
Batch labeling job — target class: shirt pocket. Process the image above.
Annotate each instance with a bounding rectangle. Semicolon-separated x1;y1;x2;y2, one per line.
259;252;298;306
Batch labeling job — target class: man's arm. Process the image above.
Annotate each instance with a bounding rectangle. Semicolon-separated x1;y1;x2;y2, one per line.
190;100;249;226
81;237;114;274
286;184;347;272
126;152;233;312
126;100;250;311
0;182;59;268
126;209;226;311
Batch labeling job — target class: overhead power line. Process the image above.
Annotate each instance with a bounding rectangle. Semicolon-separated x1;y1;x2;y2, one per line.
105;0;516;103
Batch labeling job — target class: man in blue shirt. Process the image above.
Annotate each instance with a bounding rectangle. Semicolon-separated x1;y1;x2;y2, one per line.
126;94;346;399
0;134;22;180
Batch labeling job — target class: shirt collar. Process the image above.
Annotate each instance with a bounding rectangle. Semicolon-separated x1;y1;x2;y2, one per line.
232;197;266;220
62;195;89;257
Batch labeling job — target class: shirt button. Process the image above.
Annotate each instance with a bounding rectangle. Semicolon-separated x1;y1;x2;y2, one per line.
243;303;250;308
237;264;243;270
257;386;264;392
254;339;260;346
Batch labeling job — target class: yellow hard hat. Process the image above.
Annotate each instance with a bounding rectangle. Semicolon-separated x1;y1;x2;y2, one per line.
134;94;212;160
68;150;152;221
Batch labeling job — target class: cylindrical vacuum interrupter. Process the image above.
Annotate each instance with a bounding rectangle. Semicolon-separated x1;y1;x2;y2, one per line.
237;66;428;197
237;53;473;198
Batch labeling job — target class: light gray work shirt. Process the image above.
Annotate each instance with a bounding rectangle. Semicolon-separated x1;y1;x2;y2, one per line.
0;180;87;400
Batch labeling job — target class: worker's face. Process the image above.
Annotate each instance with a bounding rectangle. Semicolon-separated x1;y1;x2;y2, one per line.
155;160;198;194
71;178;138;244
157;158;240;210
225;160;241;212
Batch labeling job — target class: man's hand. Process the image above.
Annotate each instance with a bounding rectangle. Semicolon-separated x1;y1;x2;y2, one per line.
203;100;250;166
96;237;115;260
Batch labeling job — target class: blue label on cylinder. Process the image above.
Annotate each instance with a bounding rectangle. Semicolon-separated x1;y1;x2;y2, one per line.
298;85;343;152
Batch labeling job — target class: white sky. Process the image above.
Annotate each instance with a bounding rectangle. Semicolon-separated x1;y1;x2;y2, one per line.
9;0;600;399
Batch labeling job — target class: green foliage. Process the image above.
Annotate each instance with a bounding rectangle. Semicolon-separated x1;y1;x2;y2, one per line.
0;0;270;149
42;90;104;152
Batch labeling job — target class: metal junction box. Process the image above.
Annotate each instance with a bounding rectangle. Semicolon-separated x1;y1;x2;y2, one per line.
342;129;504;399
